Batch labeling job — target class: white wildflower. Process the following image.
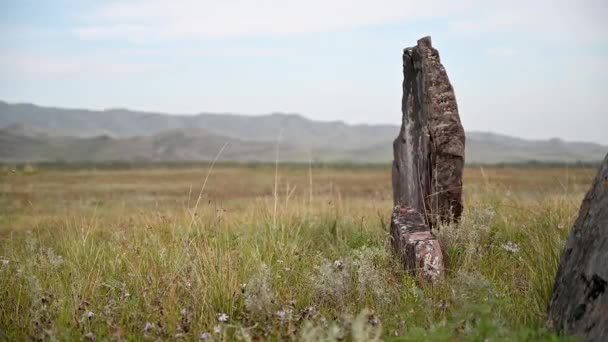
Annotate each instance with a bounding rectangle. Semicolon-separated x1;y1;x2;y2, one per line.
217;313;229;323
213;325;222;334
200;332;211;340
501;241;520;253
87;311;94;319
276;309;290;322
302;306;317;319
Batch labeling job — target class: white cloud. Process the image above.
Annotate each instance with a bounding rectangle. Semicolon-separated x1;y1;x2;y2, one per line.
75;24;151;43
72;0;608;46
75;0;470;41
170;46;291;57
447;0;608;44
0;53;159;77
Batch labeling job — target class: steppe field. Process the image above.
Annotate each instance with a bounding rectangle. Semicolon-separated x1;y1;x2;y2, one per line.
0;164;597;341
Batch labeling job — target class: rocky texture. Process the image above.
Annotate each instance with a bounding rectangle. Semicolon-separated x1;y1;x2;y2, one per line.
391;36;465;283
547;153;608;341
391;207;444;283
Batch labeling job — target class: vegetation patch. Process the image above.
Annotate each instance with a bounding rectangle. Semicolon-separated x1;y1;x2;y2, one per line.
0;165;591;340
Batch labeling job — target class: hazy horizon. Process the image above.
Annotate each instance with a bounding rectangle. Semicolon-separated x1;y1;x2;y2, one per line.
1;1;607;144
3;99;608;148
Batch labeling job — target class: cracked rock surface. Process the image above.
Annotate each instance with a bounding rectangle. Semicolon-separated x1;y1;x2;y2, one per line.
547;153;608;341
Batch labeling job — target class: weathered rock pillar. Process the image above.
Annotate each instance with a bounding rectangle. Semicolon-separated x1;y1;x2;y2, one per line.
547;153;608;341
391;36;465;283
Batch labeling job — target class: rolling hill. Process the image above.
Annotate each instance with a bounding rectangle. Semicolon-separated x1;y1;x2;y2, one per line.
0;124;310;163
1;101;605;164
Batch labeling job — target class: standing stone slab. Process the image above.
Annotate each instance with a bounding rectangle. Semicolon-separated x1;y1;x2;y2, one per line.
547;153;608;341
391;36;465;283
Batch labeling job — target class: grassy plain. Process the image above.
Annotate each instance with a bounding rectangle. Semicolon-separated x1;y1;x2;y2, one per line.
0;163;597;340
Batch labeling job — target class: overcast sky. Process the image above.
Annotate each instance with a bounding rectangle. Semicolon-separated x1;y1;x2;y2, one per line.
1;0;607;144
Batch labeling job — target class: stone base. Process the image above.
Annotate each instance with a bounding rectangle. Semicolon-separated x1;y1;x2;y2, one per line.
391;206;444;283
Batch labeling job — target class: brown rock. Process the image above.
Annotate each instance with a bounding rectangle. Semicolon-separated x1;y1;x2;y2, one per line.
391;36;465;282
391;207;444;283
547;153;608;341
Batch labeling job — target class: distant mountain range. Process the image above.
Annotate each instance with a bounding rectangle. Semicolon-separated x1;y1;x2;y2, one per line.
1;101;606;164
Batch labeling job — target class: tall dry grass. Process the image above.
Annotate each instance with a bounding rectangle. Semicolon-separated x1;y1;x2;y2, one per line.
0;164;593;340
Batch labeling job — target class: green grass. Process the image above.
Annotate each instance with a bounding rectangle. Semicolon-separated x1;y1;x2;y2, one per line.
0;165;592;341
